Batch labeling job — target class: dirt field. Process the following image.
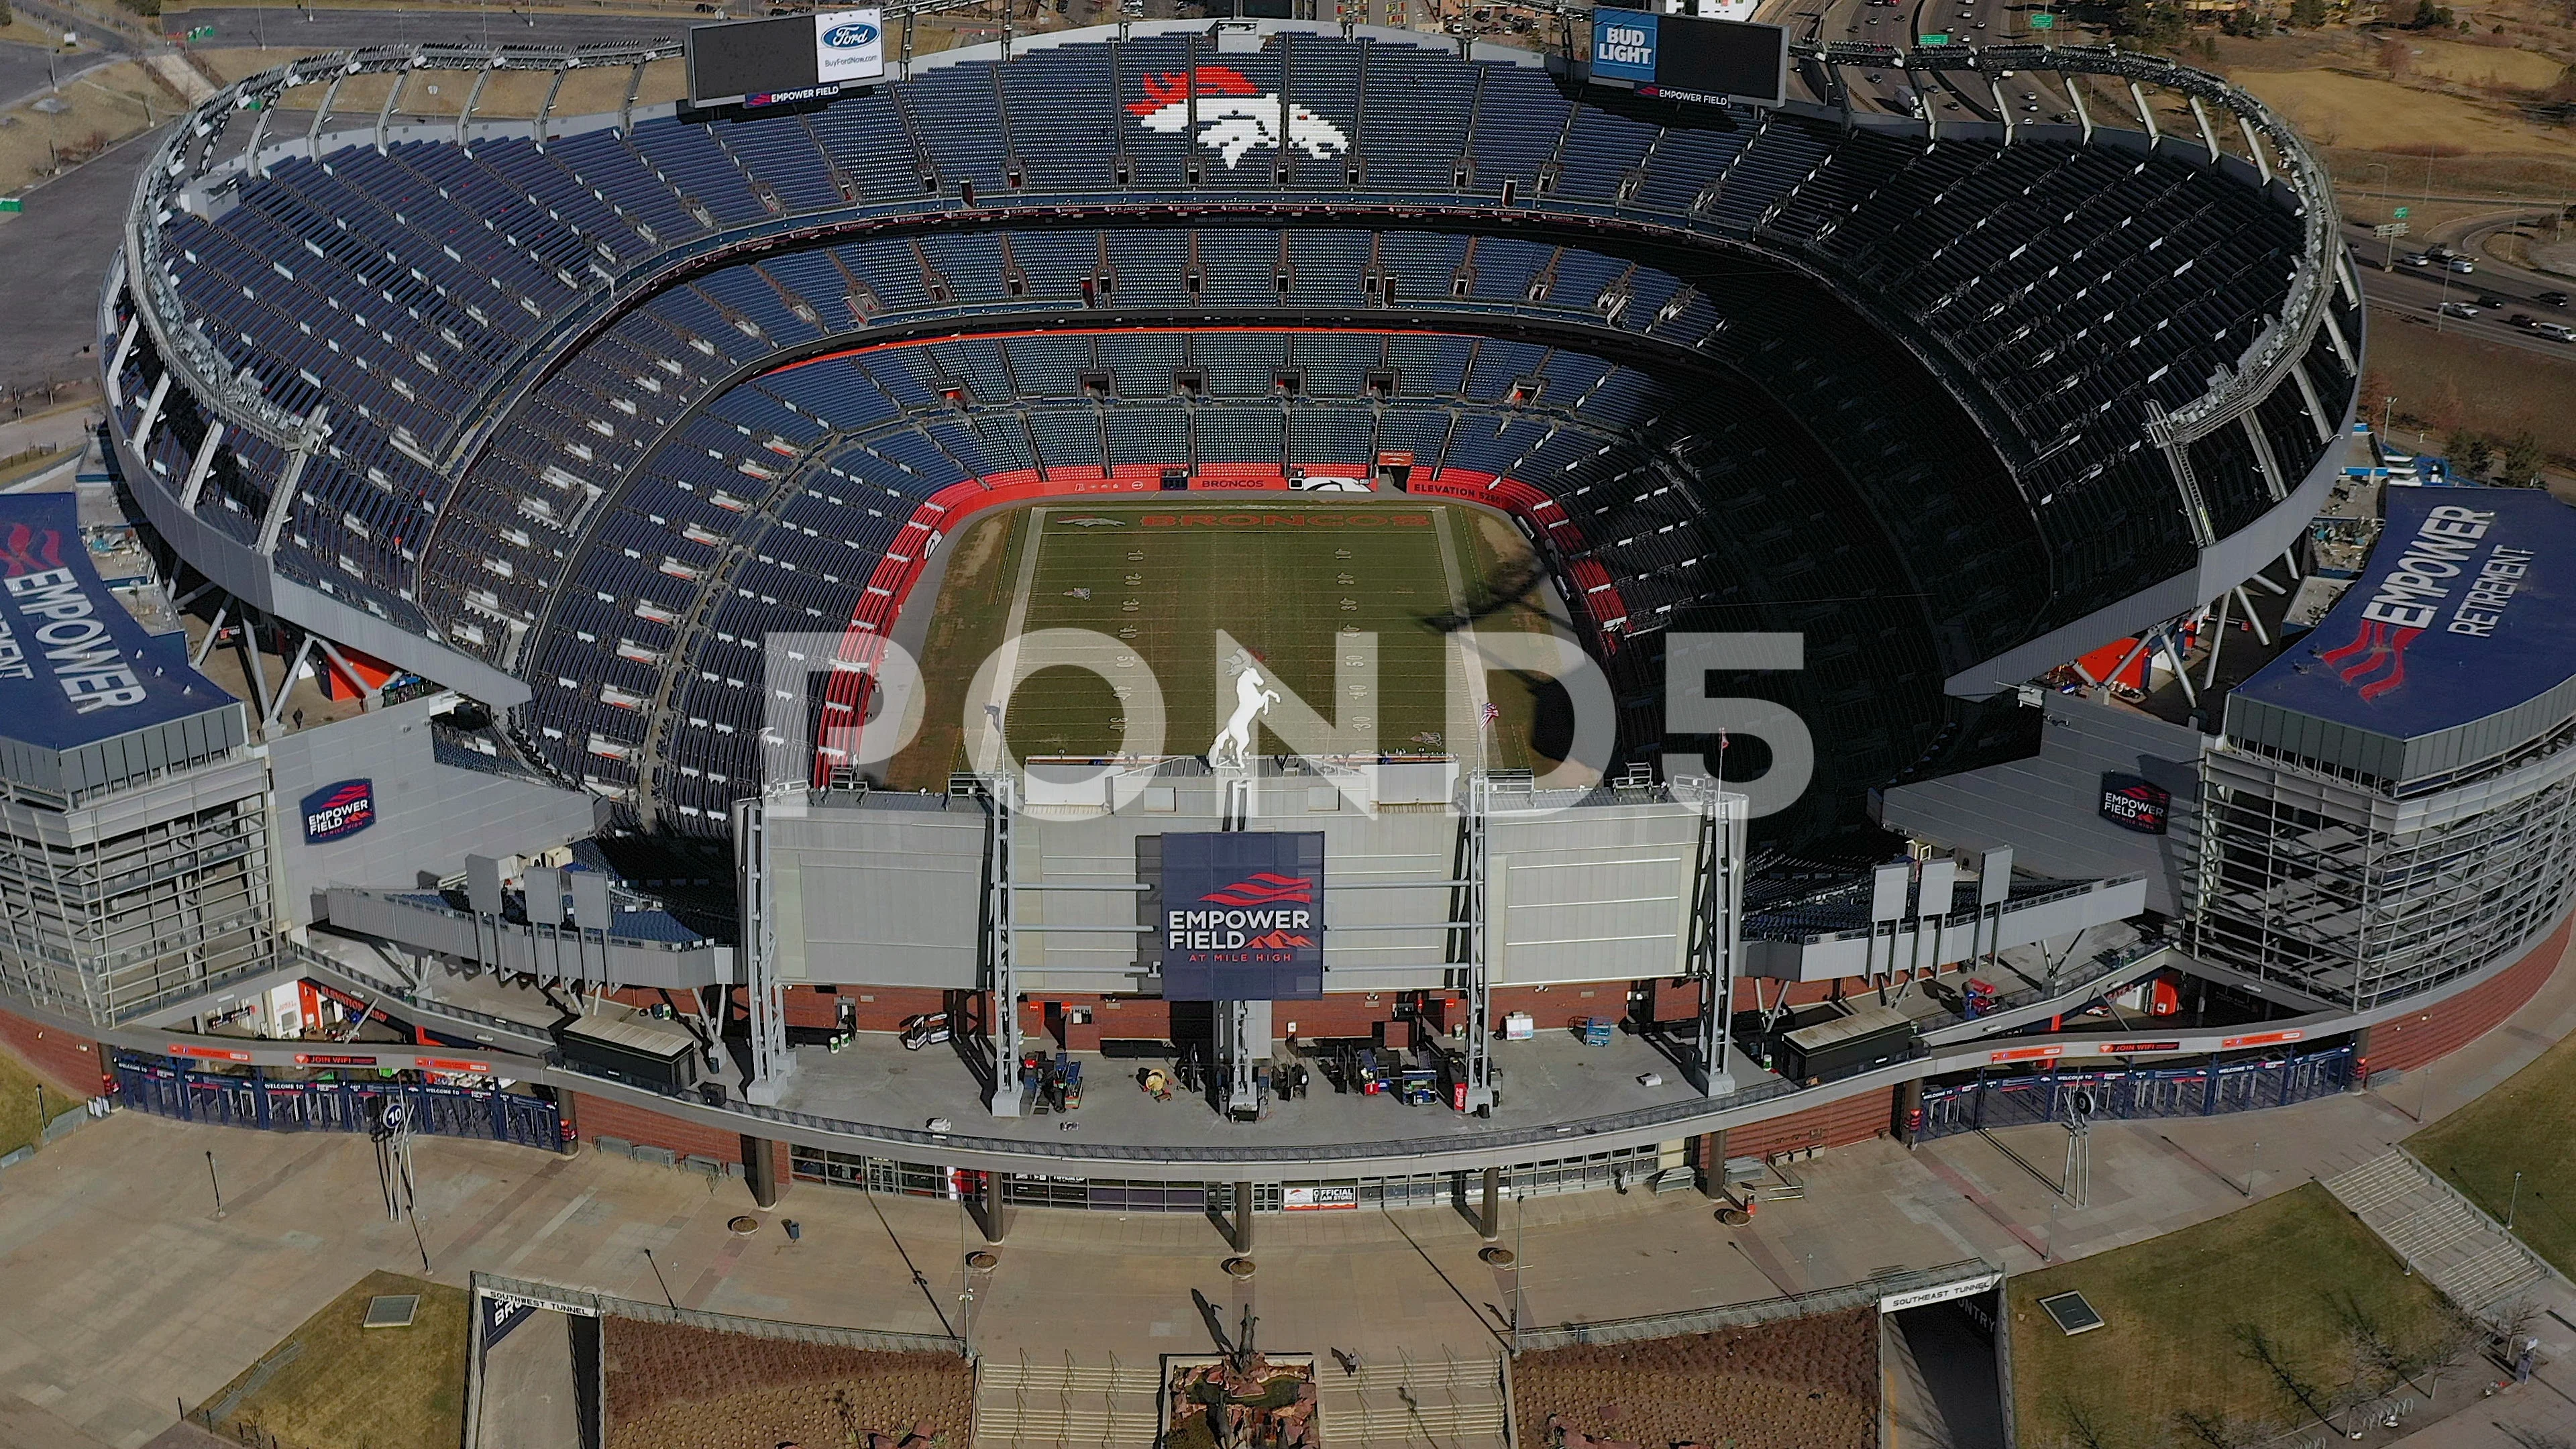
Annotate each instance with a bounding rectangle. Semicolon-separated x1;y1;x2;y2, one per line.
602;1318;971;1449
2233;68;2572;154
1509;1309;1877;1449
2363;315;2576;470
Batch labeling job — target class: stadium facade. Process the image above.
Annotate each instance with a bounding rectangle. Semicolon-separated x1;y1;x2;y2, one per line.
7;15;2569;1213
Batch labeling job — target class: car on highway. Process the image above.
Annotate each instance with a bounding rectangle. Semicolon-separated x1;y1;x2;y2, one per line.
2444;257;2477;274
2508;313;2538;329
2538;322;2576;343
2438;301;2481;318
2540;291;2570;309
2400;253;2433;268
2477;294;2506;308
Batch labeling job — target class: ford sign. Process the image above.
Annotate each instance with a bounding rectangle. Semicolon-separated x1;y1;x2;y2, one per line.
302;778;378;844
811;7;885;84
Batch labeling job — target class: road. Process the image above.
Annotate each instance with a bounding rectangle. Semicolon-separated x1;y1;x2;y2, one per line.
171;5;688;50
1773;0;2077;123
2343;215;2576;360
0;119;164;394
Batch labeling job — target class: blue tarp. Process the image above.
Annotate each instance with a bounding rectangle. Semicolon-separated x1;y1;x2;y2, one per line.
2233;488;2576;741
0;493;231;752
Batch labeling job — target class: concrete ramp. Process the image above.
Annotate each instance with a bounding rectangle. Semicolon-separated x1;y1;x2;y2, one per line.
146;54;217;105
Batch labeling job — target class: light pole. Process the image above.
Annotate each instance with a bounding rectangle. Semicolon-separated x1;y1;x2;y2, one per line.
2508;1171;2523;1230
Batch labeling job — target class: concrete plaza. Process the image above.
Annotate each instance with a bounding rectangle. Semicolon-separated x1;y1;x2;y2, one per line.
4;938;2576;1448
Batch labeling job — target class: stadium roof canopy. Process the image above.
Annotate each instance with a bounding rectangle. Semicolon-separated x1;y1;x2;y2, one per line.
2226;488;2576;788
0;494;242;795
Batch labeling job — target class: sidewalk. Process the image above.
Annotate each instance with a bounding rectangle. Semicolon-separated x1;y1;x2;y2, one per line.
2;936;2573;1448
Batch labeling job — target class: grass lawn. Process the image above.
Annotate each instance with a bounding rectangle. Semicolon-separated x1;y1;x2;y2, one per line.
0;1043;85;1159
2412;1023;2576;1279
883;497;1567;788
2010;1183;2463;1449
195;1270;470;1449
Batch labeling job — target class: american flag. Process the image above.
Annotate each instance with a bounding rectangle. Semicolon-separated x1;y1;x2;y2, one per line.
1480;701;1500;727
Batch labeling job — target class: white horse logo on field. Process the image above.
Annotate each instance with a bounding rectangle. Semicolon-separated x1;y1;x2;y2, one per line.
1210;665;1281;771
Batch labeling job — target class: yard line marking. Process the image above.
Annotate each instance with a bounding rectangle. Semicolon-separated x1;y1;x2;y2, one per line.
973;505;1052;771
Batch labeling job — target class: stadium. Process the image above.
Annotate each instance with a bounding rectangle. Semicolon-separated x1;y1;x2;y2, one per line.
10;3;2576;1422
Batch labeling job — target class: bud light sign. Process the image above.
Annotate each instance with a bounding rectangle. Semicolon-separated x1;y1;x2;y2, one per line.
1159;832;1325;1001
303;778;378;844
1593;10;1659;84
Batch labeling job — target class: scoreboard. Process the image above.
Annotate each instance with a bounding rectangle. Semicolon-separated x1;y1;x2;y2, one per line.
687;7;885;108
1589;9;1788;109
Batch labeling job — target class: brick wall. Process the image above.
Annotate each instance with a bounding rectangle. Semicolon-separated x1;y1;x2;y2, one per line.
2367;913;2570;1079
799;984;945;1032
0;1006;105;1095
1721;1086;1897;1160
566;1091;750;1167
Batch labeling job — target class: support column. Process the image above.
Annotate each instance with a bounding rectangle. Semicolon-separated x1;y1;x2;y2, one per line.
1479;1165;1501;1240
984;775;1022;1117
735;794;796;1106
132;372;172;451
1233;1181;1254;1253
1462;775;1495;1113
2188;95;2223;164
741;1136;788;1208
178;420;225;511
2236;113;2272;185
106;318;137;408
1698;1129;1730;1199
980;1170;1008;1244
1688;783;1743;1096
2127;80;2159;144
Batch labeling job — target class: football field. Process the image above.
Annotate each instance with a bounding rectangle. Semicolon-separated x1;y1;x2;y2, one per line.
884;496;1573;788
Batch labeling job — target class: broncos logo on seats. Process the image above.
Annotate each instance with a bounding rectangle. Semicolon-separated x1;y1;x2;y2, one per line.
1126;66;1351;168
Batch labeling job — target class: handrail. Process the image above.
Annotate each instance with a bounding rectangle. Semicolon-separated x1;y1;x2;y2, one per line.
472;1271;965;1356
1513;1257;1998;1350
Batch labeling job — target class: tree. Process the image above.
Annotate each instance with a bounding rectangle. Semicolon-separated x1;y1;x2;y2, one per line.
2446;427;2495;478
2409;0;2455;26
2499;432;2547;488
2289;0;2326;27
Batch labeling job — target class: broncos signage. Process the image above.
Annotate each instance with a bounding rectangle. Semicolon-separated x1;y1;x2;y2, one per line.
301;778;378;844
1127;66;1350;168
1159;831;1326;1001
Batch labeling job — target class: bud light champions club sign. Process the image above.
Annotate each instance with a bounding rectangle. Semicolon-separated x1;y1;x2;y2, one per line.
1159;833;1326;1001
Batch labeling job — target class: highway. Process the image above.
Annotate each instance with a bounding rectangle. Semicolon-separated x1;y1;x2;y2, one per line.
2342;212;2576;360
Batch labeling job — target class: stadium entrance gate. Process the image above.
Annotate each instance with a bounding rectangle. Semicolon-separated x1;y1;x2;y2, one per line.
1915;1046;2353;1140
115;1055;564;1149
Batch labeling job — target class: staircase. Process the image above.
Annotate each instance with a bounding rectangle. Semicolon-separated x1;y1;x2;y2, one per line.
2322;1150;2553;1313
972;1355;1161;1449
1317;1351;1511;1449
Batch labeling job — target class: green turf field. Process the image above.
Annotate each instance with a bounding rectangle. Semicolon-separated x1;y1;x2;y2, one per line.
885;497;1569;788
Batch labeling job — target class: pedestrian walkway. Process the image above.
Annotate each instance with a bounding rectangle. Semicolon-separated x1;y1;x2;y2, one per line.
2322;1151;2553;1315
1320;1354;1509;1449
